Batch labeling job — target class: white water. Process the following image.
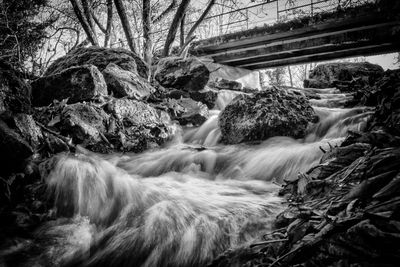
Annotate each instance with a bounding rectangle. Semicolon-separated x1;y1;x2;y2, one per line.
1;88;372;267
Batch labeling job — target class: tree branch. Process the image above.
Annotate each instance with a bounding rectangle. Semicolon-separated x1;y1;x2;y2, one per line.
152;0;176;24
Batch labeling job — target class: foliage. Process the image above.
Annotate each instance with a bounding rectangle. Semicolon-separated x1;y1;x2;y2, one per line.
0;0;54;71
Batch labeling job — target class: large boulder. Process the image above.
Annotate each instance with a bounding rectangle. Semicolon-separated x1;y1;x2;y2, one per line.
45;46;148;79
219;88;318;144
304;62;384;89
154;57;210;92
102;63;154;99
0;60;31;114
31;65;107;106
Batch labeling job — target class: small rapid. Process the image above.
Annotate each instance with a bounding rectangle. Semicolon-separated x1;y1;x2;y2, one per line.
4;87;373;267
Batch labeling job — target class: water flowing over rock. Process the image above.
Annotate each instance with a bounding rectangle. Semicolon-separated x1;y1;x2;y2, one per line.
219;87;318;144
102;63;154;99
154;57;210;92
31;65;107;106
44;46;148;79
304;62;384;89
0;60;31;114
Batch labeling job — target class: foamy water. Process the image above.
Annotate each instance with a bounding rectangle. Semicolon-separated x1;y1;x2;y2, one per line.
0;87;372;267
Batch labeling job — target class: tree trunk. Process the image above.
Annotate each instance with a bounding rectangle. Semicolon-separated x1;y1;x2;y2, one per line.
81;0;95;32
104;0;113;47
142;0;152;66
162;0;191;57
288;66;293;87
114;0;137;53
180;14;185;47
69;0;99;46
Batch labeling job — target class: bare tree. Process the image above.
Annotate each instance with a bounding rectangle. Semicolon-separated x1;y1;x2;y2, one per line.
104;0;113;47
69;0;99;45
143;0;152;66
114;0;137;53
162;0;191;57
179;0;215;55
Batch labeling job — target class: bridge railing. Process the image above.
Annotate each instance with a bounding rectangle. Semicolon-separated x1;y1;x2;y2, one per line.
110;0;375;52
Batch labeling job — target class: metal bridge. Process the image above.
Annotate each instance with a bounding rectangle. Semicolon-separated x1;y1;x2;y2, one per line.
185;0;400;69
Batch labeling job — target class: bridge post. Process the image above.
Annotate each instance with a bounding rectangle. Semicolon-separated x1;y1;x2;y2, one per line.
311;0;314;16
276;0;279;21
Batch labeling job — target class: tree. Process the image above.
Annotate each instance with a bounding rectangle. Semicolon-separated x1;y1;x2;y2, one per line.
0;0;54;73
69;0;99;45
179;0;215;55
142;0;152;66
114;0;137;53
162;0;191;57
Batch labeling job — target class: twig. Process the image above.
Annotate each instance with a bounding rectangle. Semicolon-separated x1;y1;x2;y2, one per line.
250;239;288;248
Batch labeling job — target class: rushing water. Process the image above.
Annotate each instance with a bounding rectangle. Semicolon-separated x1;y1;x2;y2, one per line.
1;87;372;267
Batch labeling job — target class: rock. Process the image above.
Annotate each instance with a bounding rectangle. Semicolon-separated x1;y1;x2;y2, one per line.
154;57;210;92
0;60;31;114
208;78;243;91
219;87;317;144
0;119;33;175
368;69;400;135
107;98;174;152
102;63;154;99
60;103;109;148
12;114;43;148
162;98;209;126
31;65;107;107
188;90;217;109
44;46;148;79
304;62;384;89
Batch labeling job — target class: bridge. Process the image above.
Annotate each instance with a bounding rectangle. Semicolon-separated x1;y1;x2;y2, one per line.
188;0;400;69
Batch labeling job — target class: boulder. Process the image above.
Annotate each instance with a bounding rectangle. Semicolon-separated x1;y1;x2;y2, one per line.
304;62;384;89
60;103;109;148
154;57;210;92
102;63;154;99
44;46;148;79
31;65;107;106
107;98;173;152
219;87;318;144
208;78;243;91
0;119;33;175
167;98;209;126
0;60;31;114
12;113;43;148
189;90;217;109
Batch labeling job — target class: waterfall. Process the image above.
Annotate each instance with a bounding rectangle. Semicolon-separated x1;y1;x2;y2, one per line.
2;86;373;267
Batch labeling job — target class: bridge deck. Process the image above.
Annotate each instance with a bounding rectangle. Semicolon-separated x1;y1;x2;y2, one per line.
191;5;400;69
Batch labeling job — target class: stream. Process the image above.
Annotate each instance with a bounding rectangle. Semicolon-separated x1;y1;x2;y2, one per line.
3;87;373;267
